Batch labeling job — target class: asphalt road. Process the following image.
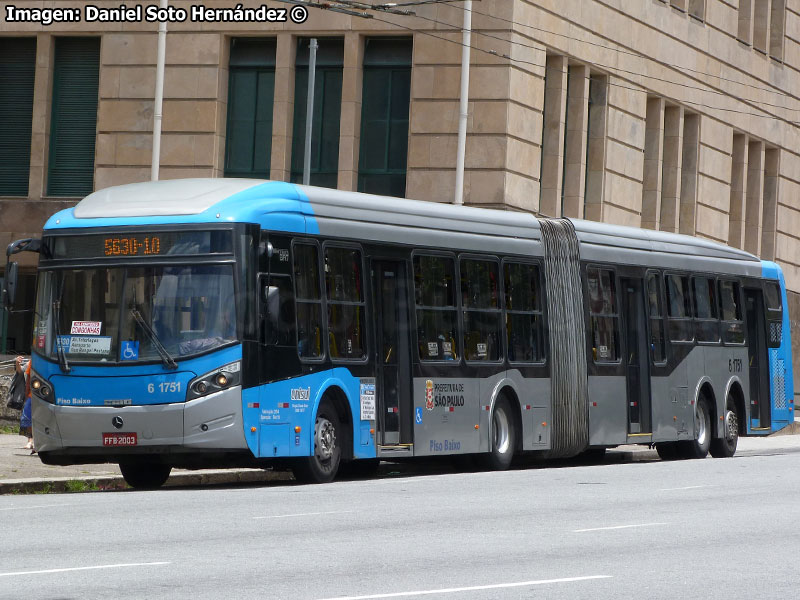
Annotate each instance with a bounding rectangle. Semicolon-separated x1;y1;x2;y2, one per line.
2;450;799;600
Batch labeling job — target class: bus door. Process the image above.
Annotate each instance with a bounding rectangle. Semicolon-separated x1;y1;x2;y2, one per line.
744;287;771;429
621;277;652;434
372;259;413;446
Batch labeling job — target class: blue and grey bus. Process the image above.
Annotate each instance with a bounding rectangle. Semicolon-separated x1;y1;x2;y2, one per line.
2;179;794;488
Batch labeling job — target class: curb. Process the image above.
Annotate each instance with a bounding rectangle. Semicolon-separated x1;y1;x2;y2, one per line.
0;468;293;495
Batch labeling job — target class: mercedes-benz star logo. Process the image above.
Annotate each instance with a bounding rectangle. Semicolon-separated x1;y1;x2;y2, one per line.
112;416;124;430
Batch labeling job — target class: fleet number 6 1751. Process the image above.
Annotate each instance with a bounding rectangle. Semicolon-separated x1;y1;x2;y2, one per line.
148;382;181;393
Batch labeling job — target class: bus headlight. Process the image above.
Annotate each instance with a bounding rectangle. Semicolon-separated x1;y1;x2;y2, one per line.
187;361;240;401
30;372;54;404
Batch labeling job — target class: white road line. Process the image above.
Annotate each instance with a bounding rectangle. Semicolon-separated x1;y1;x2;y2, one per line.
660;485;712;491
0;503;74;511
313;575;613;600
254;510;353;520
573;523;667;533
0;562;171;578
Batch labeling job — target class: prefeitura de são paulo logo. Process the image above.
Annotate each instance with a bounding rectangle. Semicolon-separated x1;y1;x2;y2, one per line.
425;379;434;411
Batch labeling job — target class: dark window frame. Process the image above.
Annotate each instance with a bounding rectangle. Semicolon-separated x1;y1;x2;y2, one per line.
691;274;721;345
664;272;695;344
502;258;546;365
586;264;621;364
646;269;668;365
718;278;745;346
291;239;326;363
322;241;368;363
459;254;504;365
412;250;460;365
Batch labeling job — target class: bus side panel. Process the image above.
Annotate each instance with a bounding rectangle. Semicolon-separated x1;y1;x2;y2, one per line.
246;369;377;460
413;376;480;456
587;375;627;446
504;369;550;451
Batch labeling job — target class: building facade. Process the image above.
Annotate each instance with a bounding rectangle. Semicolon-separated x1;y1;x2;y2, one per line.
1;0;799;399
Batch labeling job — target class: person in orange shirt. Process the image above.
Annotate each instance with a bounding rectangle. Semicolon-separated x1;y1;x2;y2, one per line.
14;356;34;453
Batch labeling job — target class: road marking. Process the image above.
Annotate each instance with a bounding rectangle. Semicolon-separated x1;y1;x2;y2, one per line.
0;562;171;578
314;575;613;600
0;503;73;511
660;485;712;491
254;510;353;520
573;523;667;533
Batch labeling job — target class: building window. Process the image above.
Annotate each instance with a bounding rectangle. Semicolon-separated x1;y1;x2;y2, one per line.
48;37;100;197
290;38;344;188
688;0;706;20
224;38;276;178
358;37;412;198
0;38;36;197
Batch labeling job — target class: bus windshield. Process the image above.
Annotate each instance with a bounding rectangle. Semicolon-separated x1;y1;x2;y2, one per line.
32;265;237;364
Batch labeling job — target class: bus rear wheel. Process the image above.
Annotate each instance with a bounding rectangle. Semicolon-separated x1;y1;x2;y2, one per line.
119;461;172;490
292;404;342;484
679;398;711;459
485;396;516;470
710;397;739;458
656;442;678;460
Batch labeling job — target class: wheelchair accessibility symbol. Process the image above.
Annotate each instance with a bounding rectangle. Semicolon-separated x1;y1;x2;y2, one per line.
121;341;139;361
415;408;423;425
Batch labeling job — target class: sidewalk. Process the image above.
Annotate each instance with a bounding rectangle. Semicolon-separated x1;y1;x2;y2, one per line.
1;423;798;494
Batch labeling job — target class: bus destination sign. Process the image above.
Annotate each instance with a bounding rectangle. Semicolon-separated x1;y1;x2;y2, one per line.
46;230;233;260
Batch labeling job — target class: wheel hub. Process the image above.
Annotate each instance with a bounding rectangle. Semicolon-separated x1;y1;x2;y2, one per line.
493;409;510;454
724;410;738;441
316;419;336;460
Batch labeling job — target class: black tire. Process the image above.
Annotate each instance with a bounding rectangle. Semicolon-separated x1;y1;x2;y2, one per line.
680;398;711;459
292;404;342;484
119;461;171;490
710;396;739;458
656;442;678;460
485;397;516;470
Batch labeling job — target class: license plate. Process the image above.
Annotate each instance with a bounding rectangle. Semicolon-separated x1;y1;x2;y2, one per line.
102;432;138;446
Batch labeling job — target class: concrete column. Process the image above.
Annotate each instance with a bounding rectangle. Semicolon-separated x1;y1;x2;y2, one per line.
659;105;684;233
270;34;296;182
728;133;748;248
744;140;765;256
738;0;754;43
754;0;771;53
539;54;567;218
584;74;607;222
29;34;53;200
562;65;589;219
641;97;665;230
761;148;780;260
679;113;699;236
337;33;364;192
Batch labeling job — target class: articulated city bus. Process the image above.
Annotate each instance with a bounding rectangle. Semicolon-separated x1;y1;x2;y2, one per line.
3;179;794;488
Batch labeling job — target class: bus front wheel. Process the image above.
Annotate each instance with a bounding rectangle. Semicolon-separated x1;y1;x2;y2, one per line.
485;396;516;470
710;397;739;458
293;404;342;484
119;461;172;490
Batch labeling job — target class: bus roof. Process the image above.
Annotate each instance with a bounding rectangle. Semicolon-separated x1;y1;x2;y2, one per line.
53;178;757;266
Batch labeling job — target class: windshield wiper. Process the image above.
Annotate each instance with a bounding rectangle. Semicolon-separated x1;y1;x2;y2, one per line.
52;300;71;374
129;305;178;370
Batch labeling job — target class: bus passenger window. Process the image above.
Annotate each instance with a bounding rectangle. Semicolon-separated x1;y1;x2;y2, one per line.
665;274;693;342
461;258;501;362
293;243;323;359
692;276;720;343
414;254;459;362
504;262;544;363
325;247;366;360
646;273;666;363
587;267;619;362
264;275;295;346
719;280;744;345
